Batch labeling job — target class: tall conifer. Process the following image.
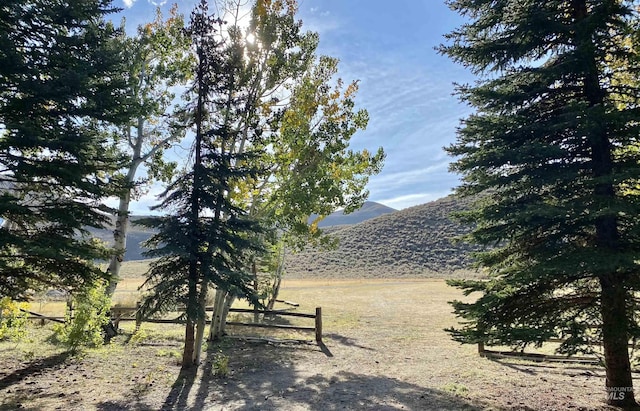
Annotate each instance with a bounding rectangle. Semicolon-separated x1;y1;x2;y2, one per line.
441;1;640;406
139;0;263;368
0;0;128;299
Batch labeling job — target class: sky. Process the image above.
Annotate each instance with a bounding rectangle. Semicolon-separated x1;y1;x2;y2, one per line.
115;0;475;213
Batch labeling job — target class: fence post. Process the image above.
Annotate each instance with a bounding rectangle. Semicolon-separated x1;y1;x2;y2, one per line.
135;302;142;332
253;277;259;323
112;307;121;330
315;307;322;344
477;325;486;356
66;299;73;322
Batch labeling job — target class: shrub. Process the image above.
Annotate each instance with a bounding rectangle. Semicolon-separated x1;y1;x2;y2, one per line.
212;351;230;377
128;328;149;346
53;282;111;351
0;297;28;341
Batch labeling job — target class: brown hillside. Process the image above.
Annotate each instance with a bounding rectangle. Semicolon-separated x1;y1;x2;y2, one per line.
312;201;396;227
285;195;480;279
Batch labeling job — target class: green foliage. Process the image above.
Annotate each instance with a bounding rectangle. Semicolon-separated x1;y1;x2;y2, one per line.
53;283;112;351
135;0;383;364
0;0;129;299
211;351;230;378
139;0;266;366
210;0;384;307
116;4;192;188
441;0;640;404
215;0;384;247
269;55;385;250
0;297;28;341
129;328;149;346
104;6;193;296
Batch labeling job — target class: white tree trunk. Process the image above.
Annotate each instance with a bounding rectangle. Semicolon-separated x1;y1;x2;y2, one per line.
105;151;143;297
266;245;286;310
208;288;226;341
193;281;209;364
220;293;235;336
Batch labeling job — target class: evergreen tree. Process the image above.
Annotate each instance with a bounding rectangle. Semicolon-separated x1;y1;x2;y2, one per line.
138;0;263;368
441;0;640;407
0;0;129;299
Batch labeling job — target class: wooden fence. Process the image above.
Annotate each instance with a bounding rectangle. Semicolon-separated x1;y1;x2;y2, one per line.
225;307;323;343
475;335;639;364
20;300;73;325
22;309;65;324
109;305;323;344
477;342;600;364
474;323;640;364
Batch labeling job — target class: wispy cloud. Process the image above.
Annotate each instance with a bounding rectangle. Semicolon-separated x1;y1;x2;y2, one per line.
300;4;341;35
307;6;330;18
113;0;474;214
367;162;450;192
314;29;473;210
337;63;468;209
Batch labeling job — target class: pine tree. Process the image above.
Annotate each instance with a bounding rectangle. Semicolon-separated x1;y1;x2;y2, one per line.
441;1;640;407
0;0;129;299
138;0;263;368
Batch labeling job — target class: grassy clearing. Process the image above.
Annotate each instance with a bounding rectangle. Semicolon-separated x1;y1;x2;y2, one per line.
3;273;625;410
115;259;156;278
277;278;463;333
25;265;591;361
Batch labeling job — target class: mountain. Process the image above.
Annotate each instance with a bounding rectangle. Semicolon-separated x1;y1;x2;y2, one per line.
87;216;155;262
310;201;396;227
91;202;396;262
285;195;480;279
91;196;480;277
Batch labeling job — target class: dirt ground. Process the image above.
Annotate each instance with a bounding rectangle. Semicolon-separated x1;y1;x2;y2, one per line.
0;279;632;410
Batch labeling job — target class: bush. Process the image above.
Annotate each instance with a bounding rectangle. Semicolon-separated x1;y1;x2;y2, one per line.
212;351;230;378
0;297;28;341
53;282;111;351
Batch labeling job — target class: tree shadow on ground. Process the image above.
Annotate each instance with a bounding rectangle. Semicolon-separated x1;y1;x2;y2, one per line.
325;333;375;351
161;366;198;410
0;351;71;390
176;339;490;410
0;351;74;411
96;365;199;411
485;356;608;378
96;337;498;410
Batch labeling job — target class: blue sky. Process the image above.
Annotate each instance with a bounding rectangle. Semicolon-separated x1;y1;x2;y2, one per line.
116;0;474;212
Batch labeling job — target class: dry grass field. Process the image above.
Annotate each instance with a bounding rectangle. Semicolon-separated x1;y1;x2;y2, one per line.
0;266;633;410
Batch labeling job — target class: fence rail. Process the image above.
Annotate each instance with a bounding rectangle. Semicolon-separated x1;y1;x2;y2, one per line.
110;305;323;344
20;309;65;324
21;303;324;344
225;307;316;319
477;345;600;364
475;333;637;364
225;307;323;343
